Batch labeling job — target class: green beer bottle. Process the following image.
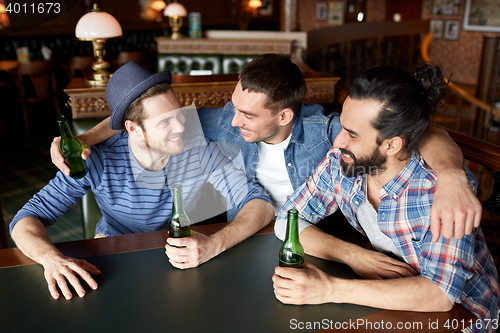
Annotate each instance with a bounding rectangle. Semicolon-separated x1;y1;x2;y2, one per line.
279;209;304;268
168;185;192;238
57;115;88;179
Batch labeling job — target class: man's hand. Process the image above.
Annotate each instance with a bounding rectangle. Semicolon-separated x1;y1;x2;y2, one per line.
273;263;337;305
50;136;91;176
40;254;101;300
430;170;482;242
165;231;222;269
347;249;418;279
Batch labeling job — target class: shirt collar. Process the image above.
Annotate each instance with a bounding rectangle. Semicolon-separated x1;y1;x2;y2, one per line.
290;105;304;144
380;151;421;201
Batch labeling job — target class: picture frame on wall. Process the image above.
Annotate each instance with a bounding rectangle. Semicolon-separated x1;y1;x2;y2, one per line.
328;1;344;26
430;19;444;39
259;0;273;16
444;20;460;40
316;2;328;21
430;0;462;16
463;0;500;32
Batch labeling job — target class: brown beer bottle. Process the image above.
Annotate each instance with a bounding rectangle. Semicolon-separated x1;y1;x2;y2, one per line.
279;209;304;268
168;185;192;238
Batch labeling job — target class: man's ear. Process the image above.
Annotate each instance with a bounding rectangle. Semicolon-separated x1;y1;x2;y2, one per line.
278;108;294;126
385;136;404;156
125;120;143;137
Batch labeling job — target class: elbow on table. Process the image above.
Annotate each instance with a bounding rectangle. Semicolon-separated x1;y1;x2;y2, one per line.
409;299;453;313
437;299;454;312
248;199;274;229
423;296;454;312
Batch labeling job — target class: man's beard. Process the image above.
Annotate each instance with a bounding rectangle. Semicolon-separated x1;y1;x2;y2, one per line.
143;130;184;157
340;147;387;177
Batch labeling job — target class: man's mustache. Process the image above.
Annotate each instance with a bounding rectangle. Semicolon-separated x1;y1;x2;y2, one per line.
339;148;356;161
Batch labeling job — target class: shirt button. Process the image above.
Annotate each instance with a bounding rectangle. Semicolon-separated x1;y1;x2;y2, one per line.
254;152;257;156
392;194;397;199
250;177;253;180
228;156;232;160
354;200;359;205
382;213;385;219
287;163;292;167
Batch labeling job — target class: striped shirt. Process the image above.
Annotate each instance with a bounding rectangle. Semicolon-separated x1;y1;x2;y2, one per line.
275;148;499;333
11;132;271;236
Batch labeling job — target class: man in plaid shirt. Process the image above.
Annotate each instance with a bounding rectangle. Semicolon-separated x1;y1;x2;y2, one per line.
273;65;499;332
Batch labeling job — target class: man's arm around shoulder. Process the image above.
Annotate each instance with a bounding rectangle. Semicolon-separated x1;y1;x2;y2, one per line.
418;125;482;241
51;116;118;176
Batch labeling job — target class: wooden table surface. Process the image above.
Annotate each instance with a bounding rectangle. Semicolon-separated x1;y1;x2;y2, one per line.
0;60;18;72
0;222;475;332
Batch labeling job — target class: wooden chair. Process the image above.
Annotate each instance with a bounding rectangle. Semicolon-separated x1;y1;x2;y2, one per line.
16;60;61;139
68;56;95;80
0;199;8;249
0;69;18;137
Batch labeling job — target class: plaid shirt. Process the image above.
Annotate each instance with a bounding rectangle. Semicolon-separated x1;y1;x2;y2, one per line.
276;148;499;333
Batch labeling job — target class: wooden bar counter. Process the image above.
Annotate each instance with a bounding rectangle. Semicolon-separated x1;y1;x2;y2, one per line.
64;72;339;120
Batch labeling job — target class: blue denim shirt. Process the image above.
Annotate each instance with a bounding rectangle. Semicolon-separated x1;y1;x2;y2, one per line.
198;101;342;191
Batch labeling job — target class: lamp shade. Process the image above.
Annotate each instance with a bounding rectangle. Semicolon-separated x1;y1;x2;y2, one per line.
151;0;166;11
75;5;122;40
0;4;6;14
248;0;262;8
163;3;187;17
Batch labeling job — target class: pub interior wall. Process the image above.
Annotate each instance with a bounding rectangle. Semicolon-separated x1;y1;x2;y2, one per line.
2;0;499;88
298;0;500;88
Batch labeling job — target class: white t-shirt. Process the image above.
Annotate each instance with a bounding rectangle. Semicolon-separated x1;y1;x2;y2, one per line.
356;175;402;258
256;135;294;215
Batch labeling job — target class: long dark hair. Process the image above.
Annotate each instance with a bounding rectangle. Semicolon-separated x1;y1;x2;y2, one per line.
349;64;446;151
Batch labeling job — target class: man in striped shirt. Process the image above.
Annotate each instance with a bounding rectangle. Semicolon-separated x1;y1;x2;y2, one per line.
272;65;499;332
10;62;274;301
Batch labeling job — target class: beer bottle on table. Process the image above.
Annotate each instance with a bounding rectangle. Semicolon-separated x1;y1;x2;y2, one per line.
57;115;88;179
168;184;192;238
279;209;304;268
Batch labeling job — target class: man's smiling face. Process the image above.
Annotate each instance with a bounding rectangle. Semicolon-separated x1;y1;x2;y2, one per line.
333;96;387;177
230;81;285;144
141;90;185;155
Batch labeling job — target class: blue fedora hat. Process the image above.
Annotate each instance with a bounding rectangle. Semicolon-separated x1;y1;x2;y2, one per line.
106;61;172;130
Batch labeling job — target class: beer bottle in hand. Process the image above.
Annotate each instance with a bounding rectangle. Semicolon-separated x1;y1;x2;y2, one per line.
168;184;192;238
279;209;304;268
57;115;88;179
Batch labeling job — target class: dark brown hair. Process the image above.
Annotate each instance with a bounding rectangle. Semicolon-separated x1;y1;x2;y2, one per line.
239;54;307;114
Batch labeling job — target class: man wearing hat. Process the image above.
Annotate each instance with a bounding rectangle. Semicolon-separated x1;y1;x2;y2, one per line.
9;62;274;301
